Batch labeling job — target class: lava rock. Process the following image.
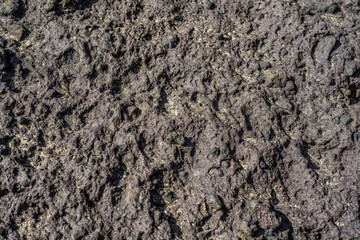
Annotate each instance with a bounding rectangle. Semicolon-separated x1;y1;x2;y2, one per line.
314;36;337;64
162;34;180;49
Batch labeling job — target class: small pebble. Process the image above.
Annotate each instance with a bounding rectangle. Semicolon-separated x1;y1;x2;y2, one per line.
0;0;21;17
43;89;58;99
259;159;267;169
353;132;360;142
302;135;314;145
205;194;223;212
280;136;289;147
208;168;224;177
94;140;105;153
44;0;57;12
221;160;230;169
8;24;27;42
163;191;176;204
162;34;180;49
299;5;312;15
259;62;272;70
166;131;185;146
314;36;337;64
203;0;215;10
340;114;353;125
271;25;280;32
209;147;220;159
344;60;358;76
235;220;258;236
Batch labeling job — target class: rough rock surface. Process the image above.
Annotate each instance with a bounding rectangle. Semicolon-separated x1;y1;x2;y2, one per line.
0;0;360;239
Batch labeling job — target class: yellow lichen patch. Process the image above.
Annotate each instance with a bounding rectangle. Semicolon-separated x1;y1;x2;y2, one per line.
320;14;350;27
17;217;36;239
165;94;183;118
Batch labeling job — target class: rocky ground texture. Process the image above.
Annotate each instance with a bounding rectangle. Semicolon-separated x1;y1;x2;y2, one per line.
0;0;360;239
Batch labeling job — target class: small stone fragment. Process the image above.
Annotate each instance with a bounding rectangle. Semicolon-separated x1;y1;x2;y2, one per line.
162;34;180;49
208;167;224;177
344;60;358;76
340;114;352;125
271;25;280;32
43;89;59;99
353;132;360;142
127;105;141;119
205;194;223;212
280;49;288;57
94;140;105;153
0;0;21;17
203;0;216;10
264;71;288;88
221;160;230;169
44;0;57;12
8;24;27;42
314;36;336;64
166;131;185;146
259;62;272;70
163;191;176;204
0;49;8;71
235;220;258;237
209;147;220;159
0;37;7;48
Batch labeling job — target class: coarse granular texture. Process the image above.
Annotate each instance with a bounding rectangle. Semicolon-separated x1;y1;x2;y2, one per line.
0;0;360;239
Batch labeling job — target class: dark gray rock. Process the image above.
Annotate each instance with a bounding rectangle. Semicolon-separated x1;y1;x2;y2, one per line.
314;36;337;64
340;114;353;125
